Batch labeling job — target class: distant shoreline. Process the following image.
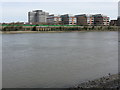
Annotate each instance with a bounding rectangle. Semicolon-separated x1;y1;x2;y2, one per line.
0;30;118;34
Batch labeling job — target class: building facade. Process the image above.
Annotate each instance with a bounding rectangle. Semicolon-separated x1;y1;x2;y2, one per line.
87;15;94;26
75;14;109;26
54;15;62;25
61;14;76;25
61;14;69;25
28;10;110;26
110;20;117;26
28;10;49;24
47;14;54;24
103;16;109;26
92;14;109;26
47;15;62;25
117;17;120;26
68;16;77;25
75;14;88;26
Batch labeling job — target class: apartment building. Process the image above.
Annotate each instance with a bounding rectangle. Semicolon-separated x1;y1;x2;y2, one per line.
103;16;109;26
75;14;88;26
92;14;109;26
87;15;94;26
28;10;49;24
75;14;109;26
47;14;54;24
61;14;76;25
47;15;62;25
54;15;62;25
28;10;110;26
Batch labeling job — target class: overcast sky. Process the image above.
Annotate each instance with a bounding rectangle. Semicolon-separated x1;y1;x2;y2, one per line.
1;0;120;23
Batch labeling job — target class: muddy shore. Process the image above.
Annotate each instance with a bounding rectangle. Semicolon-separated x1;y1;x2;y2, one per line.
0;30;118;34
71;73;120;89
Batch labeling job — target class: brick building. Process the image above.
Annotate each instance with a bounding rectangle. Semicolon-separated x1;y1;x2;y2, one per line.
75;14;88;26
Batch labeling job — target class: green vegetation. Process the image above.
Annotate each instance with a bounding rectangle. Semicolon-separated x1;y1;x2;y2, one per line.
0;24;118;32
2;25;23;31
1;24;80;27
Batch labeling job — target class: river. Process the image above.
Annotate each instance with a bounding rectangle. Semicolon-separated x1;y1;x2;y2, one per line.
2;31;118;88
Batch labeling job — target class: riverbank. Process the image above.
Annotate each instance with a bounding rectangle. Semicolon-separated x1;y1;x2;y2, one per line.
0;30;118;34
0;31;67;34
72;73;120;89
1;26;119;32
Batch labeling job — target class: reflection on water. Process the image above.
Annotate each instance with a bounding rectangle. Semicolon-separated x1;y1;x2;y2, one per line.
2;31;118;88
